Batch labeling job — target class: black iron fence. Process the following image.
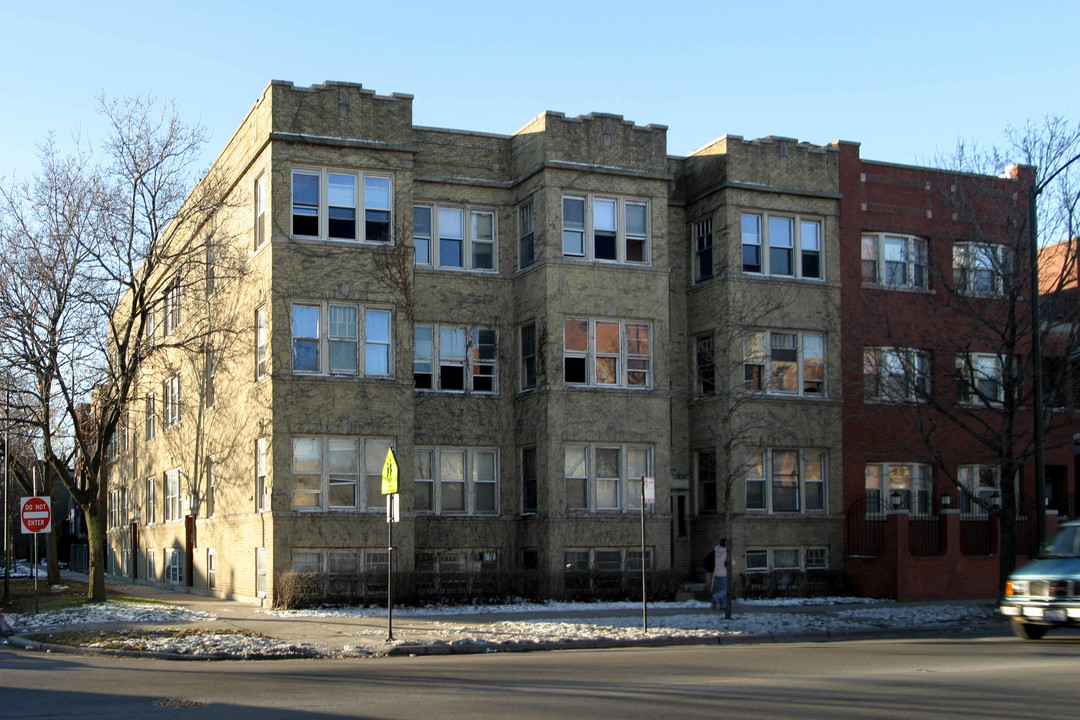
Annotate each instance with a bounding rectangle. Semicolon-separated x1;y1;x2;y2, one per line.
845;495;890;557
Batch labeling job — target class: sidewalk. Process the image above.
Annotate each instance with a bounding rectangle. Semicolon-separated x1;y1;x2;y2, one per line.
1;572;1003;660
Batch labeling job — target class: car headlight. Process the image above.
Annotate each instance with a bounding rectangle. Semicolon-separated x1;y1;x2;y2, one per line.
1006;580;1029;596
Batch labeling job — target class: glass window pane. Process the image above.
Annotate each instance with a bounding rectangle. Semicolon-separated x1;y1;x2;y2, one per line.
414;206;431;236
328;173;356;207
440;326;467;359
473;212;493;240
293;437;321;474
293;172;319;205
366;309;390;343
440;450;465;480
742;214;760;245
564;319;588;352
365;176;391;210
594;199;616;231
293;305;319;337
801;220;820;251
565;446;587;477
328;438;358;474
564;197;585;228
472;451;496;482
626;203;647;235
596;447;619;477
595;322;620;354
439;208;463;238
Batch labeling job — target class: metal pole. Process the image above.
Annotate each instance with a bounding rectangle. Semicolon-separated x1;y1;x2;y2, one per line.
386;493;394;642
1030;182;1047;544
3;385;9;602
640;477;647;632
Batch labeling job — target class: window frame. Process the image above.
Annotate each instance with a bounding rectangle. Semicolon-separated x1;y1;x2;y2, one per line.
741;212;824;280
563;444;653;514
255;306;268;380
521;446;538;515
290;301;393;378
255;437;267;513
518;200;536;269
162;373;181;428
745;449;828;514
953;241;1015;296
561;194;651;265
562;317;652;389
254;174;267;250
413;324;498;394
164;468;182;523
290;435;393;512
693;217;713;282
743;329;826;397
164;547;183;585
412;447;500;516
861;232;928;289
290;166;393;243
956;352;1006;405
145;393;155;441
520;322;537;391
145;476;156;525
412;203;497;271
695;334;716;397
864;461;932;514
863;347;931;403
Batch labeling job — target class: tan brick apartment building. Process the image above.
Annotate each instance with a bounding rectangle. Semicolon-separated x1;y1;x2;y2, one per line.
103;80;1050;604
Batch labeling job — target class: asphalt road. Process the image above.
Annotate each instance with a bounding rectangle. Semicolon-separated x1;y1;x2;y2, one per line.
2;628;1078;719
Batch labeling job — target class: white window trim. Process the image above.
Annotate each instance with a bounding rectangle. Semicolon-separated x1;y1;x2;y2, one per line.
861;232;928;289
162;276;181;337
518;200;536;269
413;447;499;516
741;212;824;280
561;194;650;265
413;204;497;271
255;438;268;513
563;317;652;389
254;174;267;250
743;329;826;397
414;324;497;394
745;449;827;514
953;241;1015;296
290;435;393;512
744;547;828;573
957;464;1005;514
290;166;393;243
164;547;182;585
145;476;156;526
255;306;268;380
864;461;932;513
693;217;714;282
164;468;182;523
955;352;1006;405
290;301;393;377
145;393;155;441
863;347;931;403
162;373;181;428
563;444;653;514
255;547;267;597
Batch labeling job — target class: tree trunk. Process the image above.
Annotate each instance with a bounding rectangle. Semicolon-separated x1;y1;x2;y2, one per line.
84;505;106;601
46;470;60;583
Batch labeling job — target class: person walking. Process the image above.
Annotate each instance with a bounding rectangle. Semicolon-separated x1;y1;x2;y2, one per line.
711;541;728;610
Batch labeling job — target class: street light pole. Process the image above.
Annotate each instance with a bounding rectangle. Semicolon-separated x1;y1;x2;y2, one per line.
1030;152;1080;543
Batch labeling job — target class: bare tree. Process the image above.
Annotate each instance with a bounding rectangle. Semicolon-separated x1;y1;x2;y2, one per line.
0;95;234;600
852;116;1080;588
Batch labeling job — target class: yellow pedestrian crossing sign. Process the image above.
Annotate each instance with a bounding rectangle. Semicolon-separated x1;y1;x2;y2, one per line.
381;447;399;495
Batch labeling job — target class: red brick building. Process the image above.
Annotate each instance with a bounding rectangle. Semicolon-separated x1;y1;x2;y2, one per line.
834;141;1072;600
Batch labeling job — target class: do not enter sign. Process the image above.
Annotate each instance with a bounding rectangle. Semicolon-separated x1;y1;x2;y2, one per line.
20;496;52;534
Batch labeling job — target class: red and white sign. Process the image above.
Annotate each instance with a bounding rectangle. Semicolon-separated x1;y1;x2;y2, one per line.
20;496;52;534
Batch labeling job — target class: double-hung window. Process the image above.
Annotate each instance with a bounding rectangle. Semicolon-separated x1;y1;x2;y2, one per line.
413;205;497;270
563;444;652;513
254;174;267;249
291;302;392;377
742;213;823;279
957;464;1002;514
291;436;392;511
162;374;181;428
744;330;825;396
145;393;155;441
520;323;537;390
413;447;498;515
291;167;392;242
255;307;268;379
164;468;181;522
862;233;928;288
414;325;497;393
162;276;181;337
695;335;716;397
518;201;535;268
696;451;717;515
956;353;1005;405
745;449;826;514
145;476;156;525
863;347;930;402
255;438;267;512
562;195;649;264
865;462;932;513
953;242;1014;295
521;446;537;514
563;318;651;388
693;218;713;282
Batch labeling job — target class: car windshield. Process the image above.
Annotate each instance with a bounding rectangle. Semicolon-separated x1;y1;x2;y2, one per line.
1038;525;1080;558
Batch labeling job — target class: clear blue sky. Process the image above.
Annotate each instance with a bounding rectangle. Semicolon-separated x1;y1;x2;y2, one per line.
1;0;1077;181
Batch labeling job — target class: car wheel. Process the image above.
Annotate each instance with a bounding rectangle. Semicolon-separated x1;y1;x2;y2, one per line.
1012;621;1048;640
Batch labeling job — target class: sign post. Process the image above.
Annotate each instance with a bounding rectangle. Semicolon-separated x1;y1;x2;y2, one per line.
641;477;655;631
21;496;51;615
381;448;399;642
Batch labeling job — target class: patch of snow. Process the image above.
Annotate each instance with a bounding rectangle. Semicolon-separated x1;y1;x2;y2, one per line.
6;601;215;632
